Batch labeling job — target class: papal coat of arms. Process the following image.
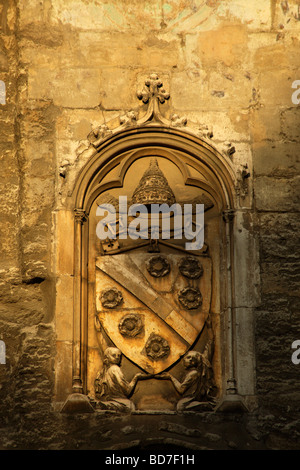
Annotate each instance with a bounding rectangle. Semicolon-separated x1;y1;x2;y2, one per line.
93;159;216;411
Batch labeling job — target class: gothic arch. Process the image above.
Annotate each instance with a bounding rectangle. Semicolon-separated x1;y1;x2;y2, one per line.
73;125;236;215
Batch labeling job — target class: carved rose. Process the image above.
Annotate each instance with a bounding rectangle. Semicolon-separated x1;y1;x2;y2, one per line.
100;287;123;308
118;314;144;338
145;334;170;360
178;287;203;310
179;257;203;279
146;256;170;278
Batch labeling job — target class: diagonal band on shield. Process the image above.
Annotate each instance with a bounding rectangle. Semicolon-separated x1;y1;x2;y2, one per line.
96;256;199;347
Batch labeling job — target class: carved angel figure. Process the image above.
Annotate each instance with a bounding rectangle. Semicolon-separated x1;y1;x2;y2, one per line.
94;347;145;412
160;317;216;411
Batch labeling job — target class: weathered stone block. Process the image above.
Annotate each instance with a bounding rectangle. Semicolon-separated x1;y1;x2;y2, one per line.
170;70;210;111
250;107;281;142
259;70;296;107
54;210;74;276
258;212;300;262
214;0;272;32
55;275;73;341
56;109;102;141
28;68;101;108
53;341;73;402
253;141;300;177
99;68;138;110
254;175;300;211
77;31;181;69
196;24;249;67
281;108;300;141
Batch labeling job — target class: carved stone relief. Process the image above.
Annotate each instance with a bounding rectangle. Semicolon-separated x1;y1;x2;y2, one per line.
131;158;176;206
145;334;170;361
94;347;146;412
89;137;218;411
58;72;254;417
71;73;237;414
178;257;203;279
146;256;170;278
100;287;123;309
118;314;144;338
178;287;203;310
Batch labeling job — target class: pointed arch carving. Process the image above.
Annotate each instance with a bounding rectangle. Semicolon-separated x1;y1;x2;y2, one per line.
73;126;236;215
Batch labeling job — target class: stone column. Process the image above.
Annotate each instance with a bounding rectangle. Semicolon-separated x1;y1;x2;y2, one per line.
61;208;94;413
216;209;248;412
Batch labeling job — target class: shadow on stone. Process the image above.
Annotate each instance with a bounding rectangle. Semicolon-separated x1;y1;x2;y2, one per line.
60;393;95;414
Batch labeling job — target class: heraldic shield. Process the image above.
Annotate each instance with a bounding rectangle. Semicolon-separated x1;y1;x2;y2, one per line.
96;252;212;375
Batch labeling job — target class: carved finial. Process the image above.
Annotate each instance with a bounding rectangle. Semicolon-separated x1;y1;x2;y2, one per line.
137;73;170;124
137;73;170;104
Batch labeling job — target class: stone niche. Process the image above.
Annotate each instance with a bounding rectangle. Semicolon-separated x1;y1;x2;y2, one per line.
55;74;258;415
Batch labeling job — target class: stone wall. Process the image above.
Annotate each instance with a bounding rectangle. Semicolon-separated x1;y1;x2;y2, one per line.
0;0;299;450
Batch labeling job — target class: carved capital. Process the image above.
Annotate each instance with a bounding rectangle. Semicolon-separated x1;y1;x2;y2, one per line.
74;208;87;224
222;209;235;223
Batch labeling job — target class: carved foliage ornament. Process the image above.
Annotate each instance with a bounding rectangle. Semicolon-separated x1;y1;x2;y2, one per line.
118;314;144;338
137;73;170;104
179;256;203;279
146;255;170;278
100;287;123;308
178;287;203;310
145;334;170;360
88;73;215;151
